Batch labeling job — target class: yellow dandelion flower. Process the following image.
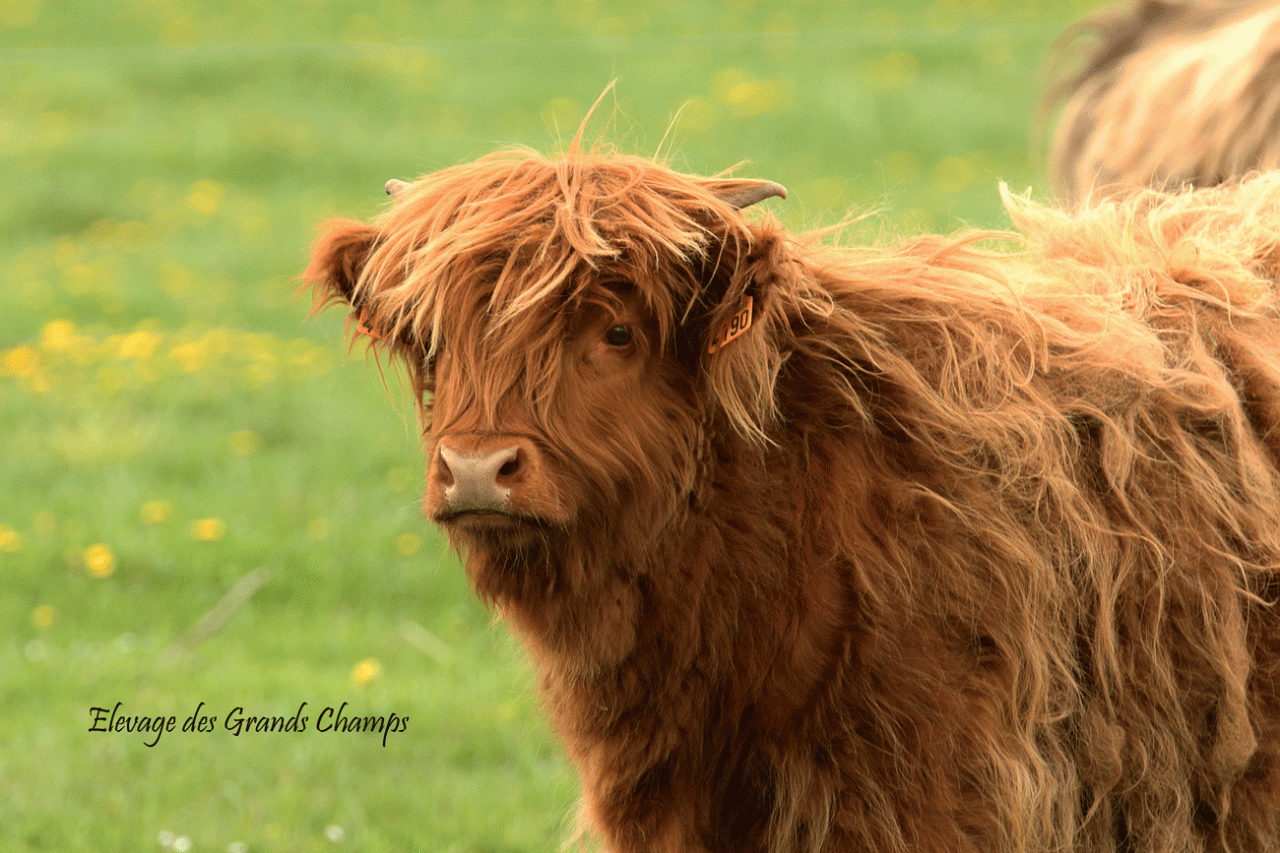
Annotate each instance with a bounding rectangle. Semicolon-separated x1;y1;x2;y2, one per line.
711;68;750;104
186;179;225;216
169;340;208;373
395;532;421;557
4;345;36;377
118;329;161;360
228;429;261;455
31;605;55;629
40;319;77;351
0;526;21;553
140;500;173;525
709;72;791;118
351;658;382;686
192;518;226;541
85;544;115;578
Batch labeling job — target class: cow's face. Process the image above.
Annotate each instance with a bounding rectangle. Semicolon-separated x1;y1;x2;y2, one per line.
305;154;786;604
420;278;700;567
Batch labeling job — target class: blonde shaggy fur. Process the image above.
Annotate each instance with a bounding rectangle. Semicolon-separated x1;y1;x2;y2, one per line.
1046;0;1280;202
306;149;1280;853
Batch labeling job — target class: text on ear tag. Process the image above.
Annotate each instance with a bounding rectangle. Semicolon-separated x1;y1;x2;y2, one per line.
707;295;753;354
356;310;384;341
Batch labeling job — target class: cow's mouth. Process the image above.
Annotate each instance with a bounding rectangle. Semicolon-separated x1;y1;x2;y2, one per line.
434;509;553;552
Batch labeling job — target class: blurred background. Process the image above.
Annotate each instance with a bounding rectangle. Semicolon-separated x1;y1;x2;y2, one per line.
2;0;1100;850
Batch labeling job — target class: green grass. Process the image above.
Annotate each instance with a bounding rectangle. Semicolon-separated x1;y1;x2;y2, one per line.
2;0;1099;849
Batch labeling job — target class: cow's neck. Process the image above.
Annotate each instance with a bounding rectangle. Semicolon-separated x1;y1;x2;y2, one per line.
494;421;856;743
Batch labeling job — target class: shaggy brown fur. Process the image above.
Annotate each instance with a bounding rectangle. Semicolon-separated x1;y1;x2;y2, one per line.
1045;0;1280;202
305;148;1280;853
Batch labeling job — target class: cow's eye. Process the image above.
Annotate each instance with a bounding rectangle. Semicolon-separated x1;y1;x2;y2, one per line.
604;326;632;347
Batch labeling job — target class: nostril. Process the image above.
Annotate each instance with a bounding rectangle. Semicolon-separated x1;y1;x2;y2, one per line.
434;447;456;487
497;451;520;479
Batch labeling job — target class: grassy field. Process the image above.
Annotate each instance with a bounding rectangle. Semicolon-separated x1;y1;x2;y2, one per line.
2;1;1101;850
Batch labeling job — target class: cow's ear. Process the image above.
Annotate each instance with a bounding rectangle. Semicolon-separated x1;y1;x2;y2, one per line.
304;218;417;349
691;178;787;356
304;218;382;311
683;212;785;356
688;222;789;445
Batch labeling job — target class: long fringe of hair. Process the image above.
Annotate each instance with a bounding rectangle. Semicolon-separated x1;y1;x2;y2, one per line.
1044;0;1280;202
756;176;1280;852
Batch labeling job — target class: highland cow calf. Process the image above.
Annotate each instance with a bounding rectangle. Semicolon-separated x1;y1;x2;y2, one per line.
1046;0;1280;202
306;148;1280;853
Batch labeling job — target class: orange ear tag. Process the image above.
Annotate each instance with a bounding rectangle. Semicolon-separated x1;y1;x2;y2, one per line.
356;310;383;341
707;295;753;354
